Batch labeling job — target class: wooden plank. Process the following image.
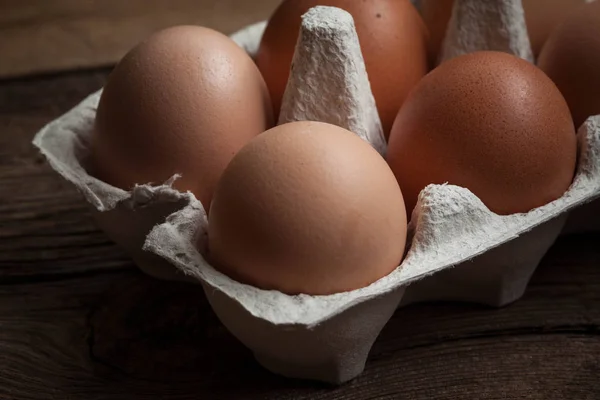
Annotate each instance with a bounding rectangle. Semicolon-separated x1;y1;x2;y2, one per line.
0;0;279;78
0;69;136;280
0;235;598;399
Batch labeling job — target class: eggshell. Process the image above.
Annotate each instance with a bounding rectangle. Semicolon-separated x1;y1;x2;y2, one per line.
419;0;455;66
256;0;428;136
144;116;599;383
33;17;600;385
524;0;591;56
421;0;589;63
91;26;273;209
207;121;407;296
387;51;577;217
537;0;600;129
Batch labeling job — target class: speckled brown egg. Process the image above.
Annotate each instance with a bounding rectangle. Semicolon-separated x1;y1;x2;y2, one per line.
421;0;588;63
256;0;429;137
387;51;577;218
538;0;600;129
90;26;273;209
207;121;407;295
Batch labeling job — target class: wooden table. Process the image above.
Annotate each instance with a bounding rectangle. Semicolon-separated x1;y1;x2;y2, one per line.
1;1;599;399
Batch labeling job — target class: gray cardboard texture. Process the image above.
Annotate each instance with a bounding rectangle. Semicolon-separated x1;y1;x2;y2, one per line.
400;214;568;307
32;92;197;282
278;7;386;156
229;20;267;59
144;5;599;384
34;0;600;385
441;0;534;63
144;115;599;383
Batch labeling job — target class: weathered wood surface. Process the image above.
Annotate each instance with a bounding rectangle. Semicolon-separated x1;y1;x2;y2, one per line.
0;0;279;79
0;69;132;281
0;66;599;399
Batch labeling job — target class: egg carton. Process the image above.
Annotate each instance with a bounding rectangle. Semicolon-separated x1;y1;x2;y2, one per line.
32;91;196;283
32;2;599;385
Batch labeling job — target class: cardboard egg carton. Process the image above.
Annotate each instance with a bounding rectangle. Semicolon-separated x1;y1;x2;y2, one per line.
32;91;197;283
33;2;599;384
144;4;600;382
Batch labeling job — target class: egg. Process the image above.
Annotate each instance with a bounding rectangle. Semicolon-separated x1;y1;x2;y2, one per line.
387;51;577;218
256;0;429;137
207;121;407;295
537;0;600;129
90;26;274;209
421;0;588;63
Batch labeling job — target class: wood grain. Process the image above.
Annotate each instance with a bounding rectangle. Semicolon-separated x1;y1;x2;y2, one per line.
0;69;135;281
0;237;598;399
0;0;279;78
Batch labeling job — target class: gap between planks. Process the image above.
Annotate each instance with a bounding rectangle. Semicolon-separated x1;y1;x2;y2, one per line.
0;0;279;79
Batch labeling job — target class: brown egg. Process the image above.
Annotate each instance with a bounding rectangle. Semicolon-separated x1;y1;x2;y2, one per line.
419;0;455;67
387;51;577;218
538;1;600;129
91;26;273;209
256;0;429;137
421;0;588;63
208;121;407;295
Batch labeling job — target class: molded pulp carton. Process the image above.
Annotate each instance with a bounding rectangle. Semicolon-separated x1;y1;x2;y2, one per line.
34;0;599;384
